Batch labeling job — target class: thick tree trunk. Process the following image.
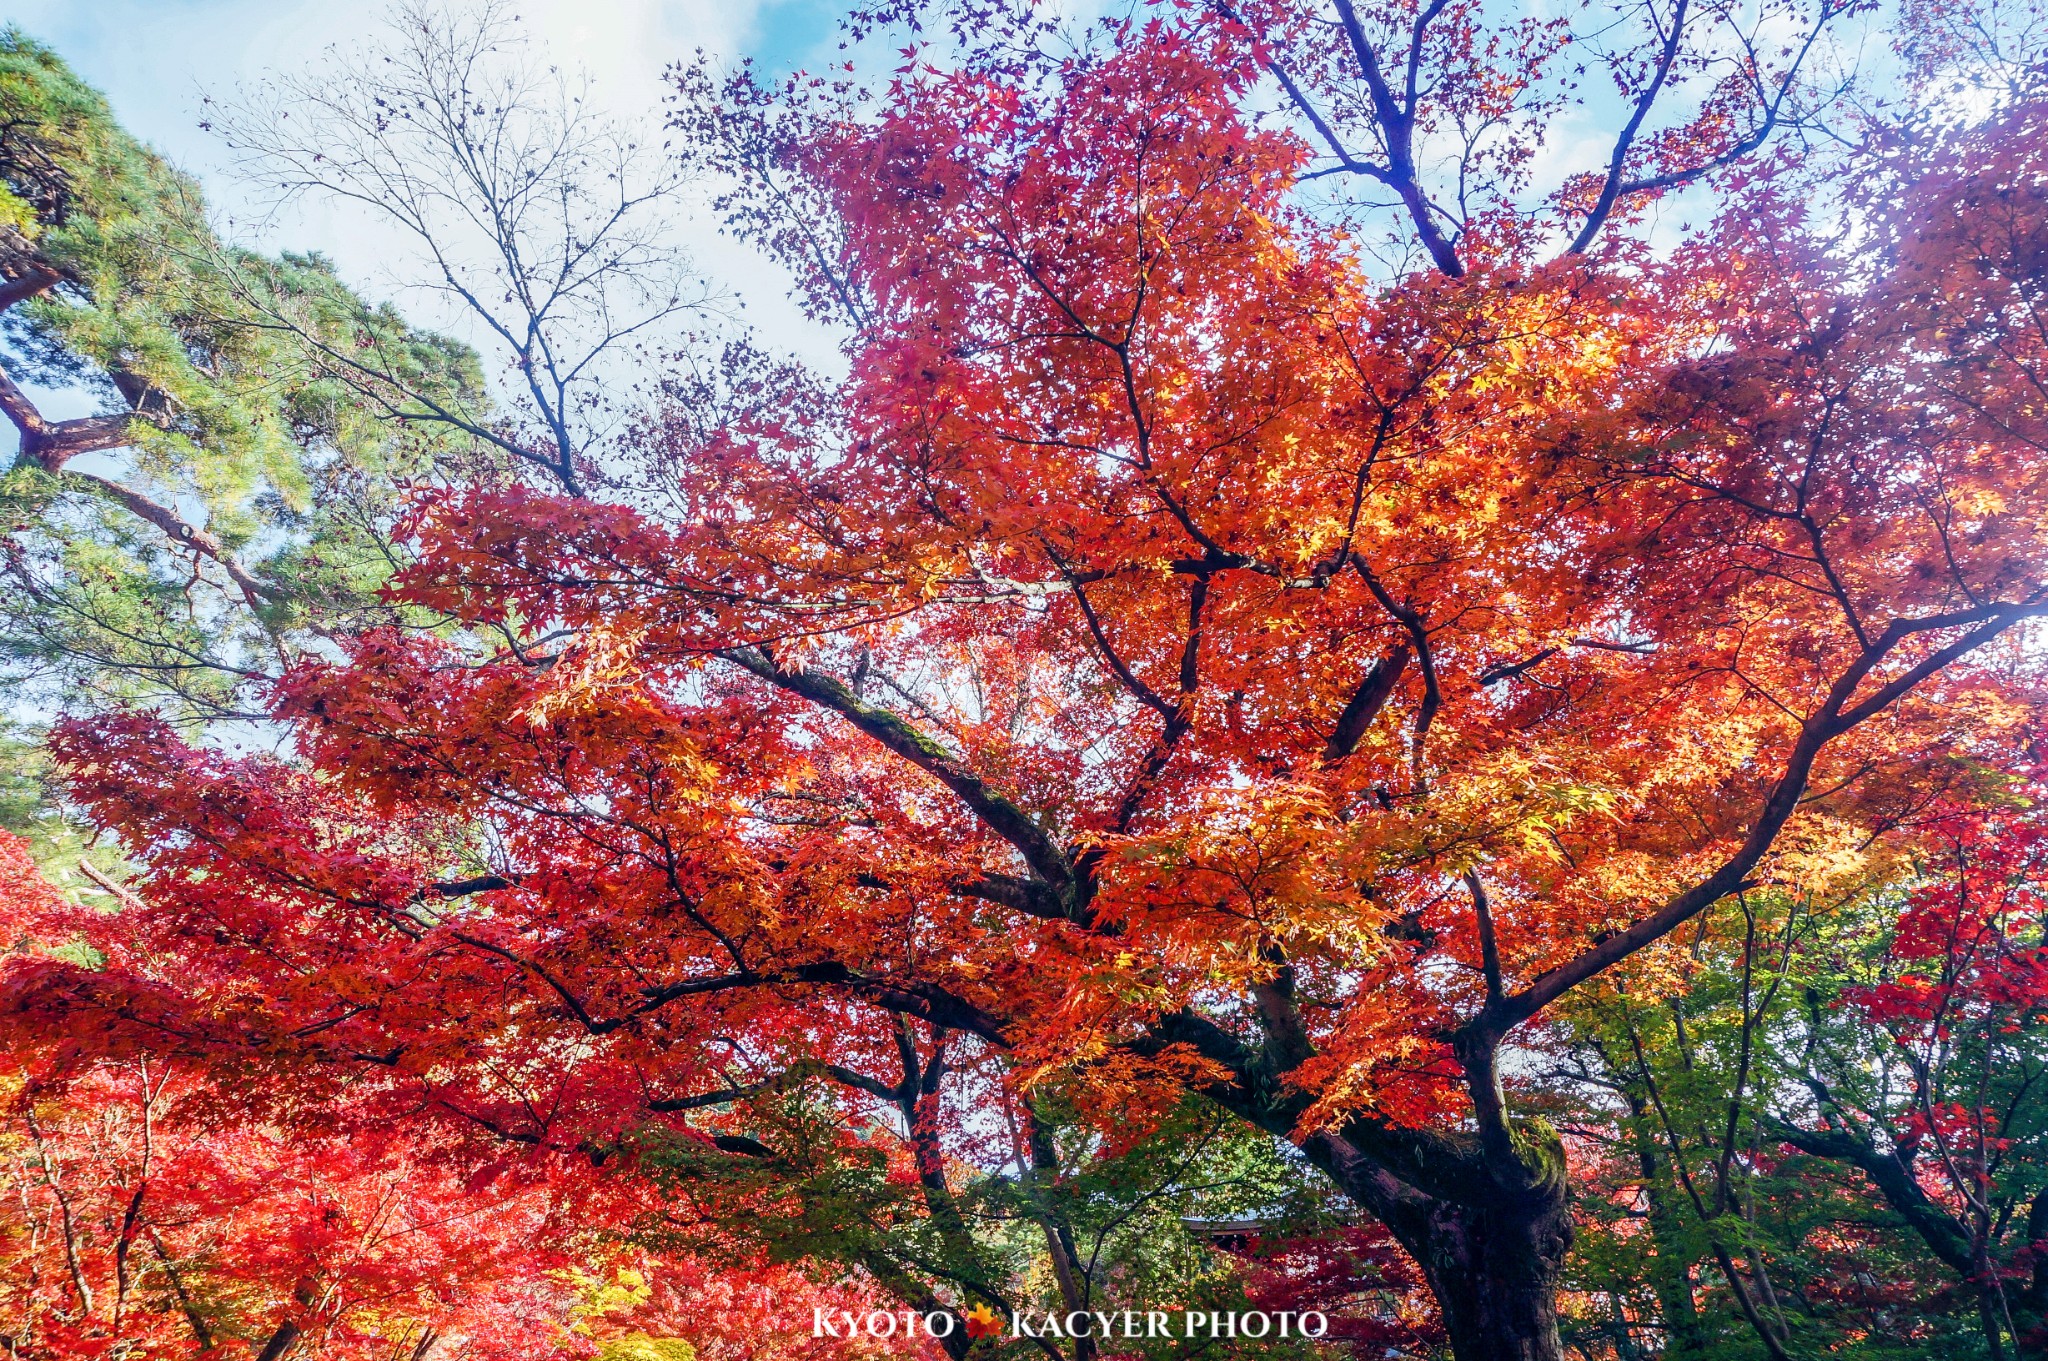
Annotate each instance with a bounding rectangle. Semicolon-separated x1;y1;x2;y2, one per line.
1394;1181;1572;1361
1429;1206;1571;1361
1301;1121;1572;1361
1153;986;1580;1359
254;1320;302;1361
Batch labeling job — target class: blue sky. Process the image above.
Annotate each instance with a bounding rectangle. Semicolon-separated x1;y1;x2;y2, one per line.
5;0;851;170
2;0;847;310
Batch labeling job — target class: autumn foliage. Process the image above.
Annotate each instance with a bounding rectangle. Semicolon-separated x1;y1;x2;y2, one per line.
4;2;2048;1359
0;832;931;1361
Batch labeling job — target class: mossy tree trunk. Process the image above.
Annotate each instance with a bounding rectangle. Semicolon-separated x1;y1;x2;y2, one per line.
1303;1117;1573;1361
1151;998;1577;1361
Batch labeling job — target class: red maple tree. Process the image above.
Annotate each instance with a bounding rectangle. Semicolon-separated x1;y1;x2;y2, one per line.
5;7;2047;1360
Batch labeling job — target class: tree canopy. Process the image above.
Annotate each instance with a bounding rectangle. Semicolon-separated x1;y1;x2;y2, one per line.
4;2;2048;1359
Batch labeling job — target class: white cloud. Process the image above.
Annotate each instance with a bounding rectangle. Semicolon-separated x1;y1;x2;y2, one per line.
7;0;839;365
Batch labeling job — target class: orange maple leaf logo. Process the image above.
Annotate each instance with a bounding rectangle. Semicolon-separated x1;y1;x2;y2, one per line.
961;1303;1003;1339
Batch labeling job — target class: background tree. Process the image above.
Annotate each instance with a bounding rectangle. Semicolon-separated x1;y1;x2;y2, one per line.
204;0;710;499
0;23;491;923
1776;790;2048;1355
1560;786;2048;1360
0;27;484;713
